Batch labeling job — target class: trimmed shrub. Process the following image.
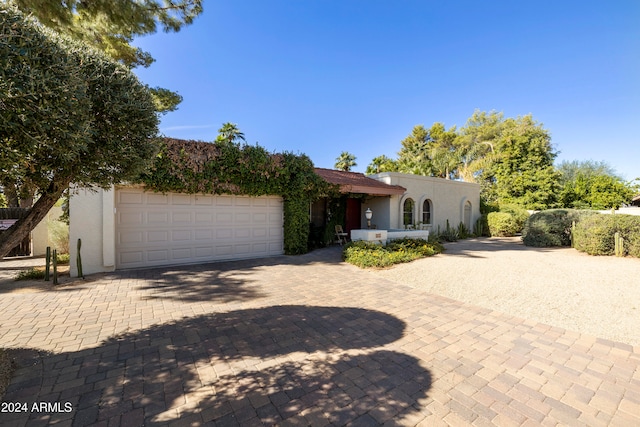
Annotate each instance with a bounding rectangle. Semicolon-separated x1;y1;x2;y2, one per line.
522;209;598;247
573;214;640;256
343;238;443;268
487;212;520;237
500;204;530;225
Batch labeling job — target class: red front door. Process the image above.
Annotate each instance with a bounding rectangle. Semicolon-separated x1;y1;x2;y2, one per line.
345;198;361;235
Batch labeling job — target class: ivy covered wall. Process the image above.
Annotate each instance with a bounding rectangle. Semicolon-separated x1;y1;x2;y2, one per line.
137;138;330;254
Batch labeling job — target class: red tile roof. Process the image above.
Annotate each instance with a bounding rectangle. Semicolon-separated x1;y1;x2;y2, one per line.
314;168;406;196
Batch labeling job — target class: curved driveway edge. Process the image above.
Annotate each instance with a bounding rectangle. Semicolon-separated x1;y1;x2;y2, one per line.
1;245;639;426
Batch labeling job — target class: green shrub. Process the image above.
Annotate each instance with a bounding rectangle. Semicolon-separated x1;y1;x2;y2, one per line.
573;214;640;256
438;220;459;242
474;215;490;237
499;205;530;232
522;209;598;247
56;253;70;265
14;268;46;281
487;212;520;236
343;238;444;268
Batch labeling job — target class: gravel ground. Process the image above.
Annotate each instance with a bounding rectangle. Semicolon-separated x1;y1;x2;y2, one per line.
372;236;640;346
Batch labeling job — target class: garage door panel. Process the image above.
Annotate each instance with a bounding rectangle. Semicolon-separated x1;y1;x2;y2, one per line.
172;194;192;205
148;231;168;242
147;193;169;204
116;190;284;269
119;191;143;204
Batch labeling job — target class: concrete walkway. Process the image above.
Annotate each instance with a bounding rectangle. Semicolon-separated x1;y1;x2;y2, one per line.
0;245;639;426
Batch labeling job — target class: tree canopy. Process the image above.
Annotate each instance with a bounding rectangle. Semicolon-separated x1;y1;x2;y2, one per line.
10;0;204;113
557;161;636;209
0;5;159;257
367;110;638;210
334;152;357;172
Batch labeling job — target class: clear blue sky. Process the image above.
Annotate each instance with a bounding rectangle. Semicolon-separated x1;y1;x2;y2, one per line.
133;0;640;181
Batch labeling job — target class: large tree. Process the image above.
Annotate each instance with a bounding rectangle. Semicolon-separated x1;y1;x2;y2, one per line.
492;115;560;209
10;0;204;113
396;123;459;179
365;155;398;174
0;5;159;257
557;160;636;209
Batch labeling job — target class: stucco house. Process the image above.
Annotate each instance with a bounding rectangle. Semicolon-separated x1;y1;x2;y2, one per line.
313;168;481;236
69;167;480;277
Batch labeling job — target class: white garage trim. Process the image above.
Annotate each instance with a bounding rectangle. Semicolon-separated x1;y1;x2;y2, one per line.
115;189;284;269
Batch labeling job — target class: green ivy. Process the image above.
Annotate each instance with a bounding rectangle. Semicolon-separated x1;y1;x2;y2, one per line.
138;139;331;255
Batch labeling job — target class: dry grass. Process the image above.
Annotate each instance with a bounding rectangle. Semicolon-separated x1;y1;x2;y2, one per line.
0;348;14;400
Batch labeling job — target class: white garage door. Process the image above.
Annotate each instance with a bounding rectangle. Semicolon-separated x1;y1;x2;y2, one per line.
115;189;284;269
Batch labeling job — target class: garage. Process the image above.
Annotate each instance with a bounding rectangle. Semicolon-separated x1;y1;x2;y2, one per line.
115;188;284;269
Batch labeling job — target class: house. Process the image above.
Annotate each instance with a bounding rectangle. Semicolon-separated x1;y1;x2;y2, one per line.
633;194;640;207
68;167;480;277
313;168;481;235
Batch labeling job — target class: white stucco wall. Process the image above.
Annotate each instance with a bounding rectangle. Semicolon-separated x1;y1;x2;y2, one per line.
69;186;116;277
32;206;64;256
368;173;481;233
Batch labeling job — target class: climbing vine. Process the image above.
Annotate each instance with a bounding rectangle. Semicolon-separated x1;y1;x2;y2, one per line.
137;138;331;254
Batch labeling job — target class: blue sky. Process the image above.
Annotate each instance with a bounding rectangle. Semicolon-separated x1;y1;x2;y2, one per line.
133;0;640;181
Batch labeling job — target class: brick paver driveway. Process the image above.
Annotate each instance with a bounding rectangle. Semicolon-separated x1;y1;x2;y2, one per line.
1;245;639;426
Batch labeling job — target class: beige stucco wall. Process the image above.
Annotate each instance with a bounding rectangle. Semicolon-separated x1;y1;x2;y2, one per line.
367;172;481;233
32;206;65;256
69;186;116;277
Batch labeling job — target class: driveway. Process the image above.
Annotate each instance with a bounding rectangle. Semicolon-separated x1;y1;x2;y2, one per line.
0;242;639;426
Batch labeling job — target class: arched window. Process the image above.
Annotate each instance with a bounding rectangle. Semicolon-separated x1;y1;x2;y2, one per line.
403;198;414;227
422;199;432;225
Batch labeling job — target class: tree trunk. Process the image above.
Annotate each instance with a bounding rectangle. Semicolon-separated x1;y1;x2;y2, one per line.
0;180;69;259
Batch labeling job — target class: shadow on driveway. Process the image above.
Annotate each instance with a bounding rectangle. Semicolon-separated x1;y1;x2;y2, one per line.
117;246;345;303
4;305;431;426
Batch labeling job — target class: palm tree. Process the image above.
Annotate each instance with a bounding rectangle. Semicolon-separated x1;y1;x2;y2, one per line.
216;122;245;144
334;152;357;171
365;155;398;174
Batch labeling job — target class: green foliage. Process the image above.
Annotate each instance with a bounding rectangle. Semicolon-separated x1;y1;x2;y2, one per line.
492;116;560;209
343;238;444;268
0;5;159;258
457;222;471;239
365;155;398;174
557;162;636;209
437;220;459;242
396;123;459;179
12;0;204;113
487;212;520;237
14;268;46;281
139;139;330;255
56;253;70;265
322;197;347;246
474;215;489;237
0;194;6;208
522;209;597;247
573;214;640;257
499;205;530;230
334;152;357;172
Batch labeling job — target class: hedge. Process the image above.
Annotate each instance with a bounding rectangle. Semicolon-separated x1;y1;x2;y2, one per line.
573;214;640;257
487;212;521;236
522;209;598;247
